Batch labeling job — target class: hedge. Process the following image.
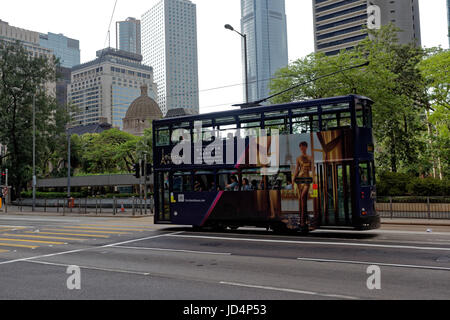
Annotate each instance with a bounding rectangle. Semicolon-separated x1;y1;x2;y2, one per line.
377;172;450;197
20;192;142;199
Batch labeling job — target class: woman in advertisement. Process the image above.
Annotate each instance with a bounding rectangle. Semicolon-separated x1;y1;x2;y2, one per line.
293;141;313;228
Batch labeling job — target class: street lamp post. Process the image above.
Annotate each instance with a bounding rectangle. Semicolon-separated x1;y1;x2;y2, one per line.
225;24;249;104
67;126;71;199
32;94;36;212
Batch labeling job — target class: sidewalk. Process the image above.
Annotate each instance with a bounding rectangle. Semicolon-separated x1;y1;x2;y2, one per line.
0;208;153;219
381;218;450;226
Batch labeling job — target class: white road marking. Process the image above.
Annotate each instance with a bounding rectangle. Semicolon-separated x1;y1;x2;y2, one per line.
23;260;151;276
114;246;232;256
0;231;184;266
0;217;81;223
297;257;450;271
219;281;359;300
167;234;450;252
316;229;450;236
0;225;32;229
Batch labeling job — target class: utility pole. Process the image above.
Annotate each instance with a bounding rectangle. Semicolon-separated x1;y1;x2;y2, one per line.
67;127;71;199
32;94;36;212
5;168;8;208
144;156;148;215
225;24;249;104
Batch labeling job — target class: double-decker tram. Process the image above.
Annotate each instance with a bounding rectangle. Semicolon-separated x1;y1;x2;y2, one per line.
153;95;380;233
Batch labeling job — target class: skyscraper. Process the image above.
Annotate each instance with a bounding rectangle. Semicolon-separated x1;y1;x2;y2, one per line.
116;17;141;55
241;0;288;102
447;0;450;46
0;20;55;96
142;0;199;115
68;48;158;129
313;0;421;56
39;32;80;68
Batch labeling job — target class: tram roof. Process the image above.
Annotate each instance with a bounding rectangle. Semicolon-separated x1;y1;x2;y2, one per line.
154;95;373;127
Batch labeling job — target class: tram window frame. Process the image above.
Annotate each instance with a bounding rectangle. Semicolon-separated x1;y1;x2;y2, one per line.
242;168;264;191
217;170;240;191
173;171;193;193
322;112;339;131
292;115;319;134
321;103;350;113
358;162;372;187
265;118;289;135
239;113;261;123
364;104;373;129
292;106;318;116
355;104;364;128
216;116;237;127
193;171;215;192
242;122;264;137
338;111;352;128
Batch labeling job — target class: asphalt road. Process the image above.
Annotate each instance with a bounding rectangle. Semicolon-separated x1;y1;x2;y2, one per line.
0;214;449;300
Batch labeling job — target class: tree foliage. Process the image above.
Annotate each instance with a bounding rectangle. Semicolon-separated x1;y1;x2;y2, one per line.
270;25;448;177
0;41;67;196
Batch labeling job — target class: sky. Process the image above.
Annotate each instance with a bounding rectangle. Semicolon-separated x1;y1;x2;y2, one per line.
1;0;448;114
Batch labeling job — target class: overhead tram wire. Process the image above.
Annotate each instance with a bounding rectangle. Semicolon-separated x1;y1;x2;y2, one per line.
165;62;369;104
96;0;119;68
199;83;354;111
234;61;370;108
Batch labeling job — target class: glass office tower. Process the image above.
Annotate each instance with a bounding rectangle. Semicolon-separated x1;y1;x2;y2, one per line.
116;17;141;55
40;32;80;68
241;0;289;103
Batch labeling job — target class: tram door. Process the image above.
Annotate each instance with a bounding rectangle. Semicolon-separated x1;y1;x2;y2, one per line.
317;162;353;226
157;172;171;222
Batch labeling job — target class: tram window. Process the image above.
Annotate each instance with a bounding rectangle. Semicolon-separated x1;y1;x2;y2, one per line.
292;106;318;116
265;118;288;135
322;113;339;131
218;170;239;191
219;124;238;140
173;172;192;192
292;116;311;134
339;112;352;127
194;172;215;192
292;115;320;133
242;169;262;191
268;170;292;190
156;129;170;146
243;122;264;137
239;113;261;123
359;163;371;187
356;105;364;127
322;103;350;112
216;116;236;126
364;104;373;129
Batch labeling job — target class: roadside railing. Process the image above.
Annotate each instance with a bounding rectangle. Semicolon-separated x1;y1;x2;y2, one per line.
11;196;155;216
376;196;450;220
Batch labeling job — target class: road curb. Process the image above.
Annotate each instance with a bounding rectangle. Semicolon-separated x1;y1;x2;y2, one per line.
382;220;450;227
0;212;154;219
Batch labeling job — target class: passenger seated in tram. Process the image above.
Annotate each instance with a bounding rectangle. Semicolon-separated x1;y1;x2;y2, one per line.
225;176;239;191
242;178;252;191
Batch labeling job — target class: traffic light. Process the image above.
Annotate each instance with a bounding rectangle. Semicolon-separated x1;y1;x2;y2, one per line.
146;164;153;176
133;163;141;179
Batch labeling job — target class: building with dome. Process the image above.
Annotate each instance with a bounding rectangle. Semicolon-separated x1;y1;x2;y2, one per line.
123;84;163;136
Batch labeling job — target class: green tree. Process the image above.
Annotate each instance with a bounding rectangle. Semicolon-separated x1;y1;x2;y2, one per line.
77;129;140;174
270;25;429;175
0;41;65;197
419;50;450;179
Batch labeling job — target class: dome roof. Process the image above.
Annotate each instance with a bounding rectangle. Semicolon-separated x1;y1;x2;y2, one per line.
125;85;162;120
